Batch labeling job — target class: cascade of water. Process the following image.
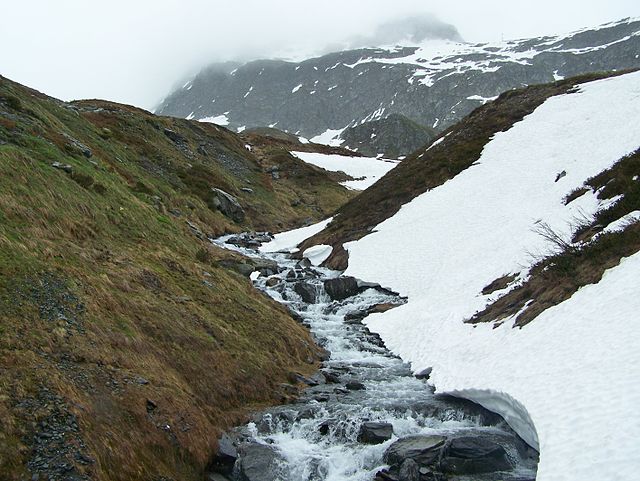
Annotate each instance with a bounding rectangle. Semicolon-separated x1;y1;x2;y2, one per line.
211;234;538;481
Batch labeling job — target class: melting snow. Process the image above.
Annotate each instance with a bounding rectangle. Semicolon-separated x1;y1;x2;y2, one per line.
260;218;333;253
302;244;333;266
293;152;399;190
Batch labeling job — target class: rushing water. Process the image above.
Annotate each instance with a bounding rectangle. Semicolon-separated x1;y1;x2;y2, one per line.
211;234;538;481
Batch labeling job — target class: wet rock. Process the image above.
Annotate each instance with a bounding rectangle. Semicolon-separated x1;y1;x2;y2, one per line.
358;422;394;444
415;367;432;380
225;231;273;249
287;371;319;386
318;419;335;435
293;281;317;303
312;393;331;402
219;258;278;278
374;469;399;481
321;370;341;384
383;435;447;468
398;458;421;481
234;442;285;481
208;433;238;475
211;188;245;223
346;380;366;391
296;258;312;269
279;384;299;396
441;436;513;475
265;277;280;287
324;276;360;301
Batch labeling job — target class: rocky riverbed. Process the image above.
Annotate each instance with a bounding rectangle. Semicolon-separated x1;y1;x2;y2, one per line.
210;232;539;481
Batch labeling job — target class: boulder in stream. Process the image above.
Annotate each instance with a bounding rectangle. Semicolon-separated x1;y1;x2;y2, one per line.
293;281;318;303
324;276;360;300
441;436;513;474
358;422;394;444
384;435;447;468
234;442;285;481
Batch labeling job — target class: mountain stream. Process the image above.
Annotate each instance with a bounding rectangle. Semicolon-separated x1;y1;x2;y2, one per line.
209;233;539;481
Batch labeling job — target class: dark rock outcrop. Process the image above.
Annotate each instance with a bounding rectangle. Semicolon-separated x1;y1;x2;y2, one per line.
383;435;447;468
441;436;512;474
293;281;318;303
324;276;359;301
358;421;394;444
234;442;284;481
211;188;245;223
208;434;238;476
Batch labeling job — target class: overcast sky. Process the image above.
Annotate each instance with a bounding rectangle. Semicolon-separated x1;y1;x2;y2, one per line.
2;0;638;110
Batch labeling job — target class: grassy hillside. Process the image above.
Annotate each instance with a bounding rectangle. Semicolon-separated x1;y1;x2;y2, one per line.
0;76;353;480
302;70;636;270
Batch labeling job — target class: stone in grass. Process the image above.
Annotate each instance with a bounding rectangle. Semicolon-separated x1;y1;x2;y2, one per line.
358;422;394;444
211;187;245;223
52;162;73;173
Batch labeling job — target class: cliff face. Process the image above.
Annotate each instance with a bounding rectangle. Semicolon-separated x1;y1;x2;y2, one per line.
156;18;640;139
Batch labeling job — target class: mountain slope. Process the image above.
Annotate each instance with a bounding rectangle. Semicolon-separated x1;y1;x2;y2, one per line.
0;75;356;481
338;114;436;158
156;18;640;142
289;70;640;480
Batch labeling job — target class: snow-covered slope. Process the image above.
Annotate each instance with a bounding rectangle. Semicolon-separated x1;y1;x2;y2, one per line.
293;152;399;190
283;71;640;480
340;71;640;480
157;18;640;143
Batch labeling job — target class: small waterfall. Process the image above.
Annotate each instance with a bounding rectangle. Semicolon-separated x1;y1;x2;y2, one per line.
211;233;538;481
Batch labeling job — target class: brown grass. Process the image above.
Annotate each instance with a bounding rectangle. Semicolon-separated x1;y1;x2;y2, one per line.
0;75;333;481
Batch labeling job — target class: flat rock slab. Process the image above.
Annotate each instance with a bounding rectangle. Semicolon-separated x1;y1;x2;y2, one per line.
442;436;513;475
384;435;447;467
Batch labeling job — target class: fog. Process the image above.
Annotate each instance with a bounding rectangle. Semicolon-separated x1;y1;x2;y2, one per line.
1;0;638;109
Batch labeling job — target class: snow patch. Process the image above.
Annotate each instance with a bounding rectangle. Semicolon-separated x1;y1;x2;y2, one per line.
343;71;640;480
260;218;334;254
601;210;640;234
293;152;399;190
310;127;347;147
198;114;229;126
302;244;333;266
